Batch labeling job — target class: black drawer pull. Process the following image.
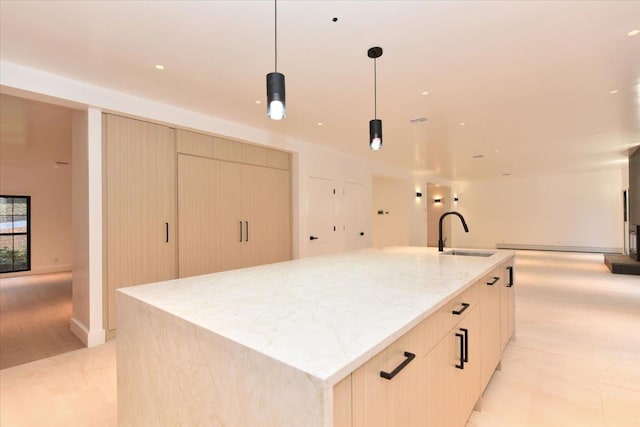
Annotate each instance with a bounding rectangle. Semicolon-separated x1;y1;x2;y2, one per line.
507;266;514;287
239;221;243;242
452;302;470;315
455;332;465;369
380;351;416;380
309;236;319;241
486;276;499;286
461;328;469;363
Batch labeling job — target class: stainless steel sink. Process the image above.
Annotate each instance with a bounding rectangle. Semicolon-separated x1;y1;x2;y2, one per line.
442;250;495;257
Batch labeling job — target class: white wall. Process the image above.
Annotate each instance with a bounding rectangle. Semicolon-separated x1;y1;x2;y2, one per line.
70;109;105;346
452;169;623;252
0;95;72;276
372;176;411;247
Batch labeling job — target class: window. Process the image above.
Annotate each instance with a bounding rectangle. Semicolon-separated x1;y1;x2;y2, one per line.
0;196;31;273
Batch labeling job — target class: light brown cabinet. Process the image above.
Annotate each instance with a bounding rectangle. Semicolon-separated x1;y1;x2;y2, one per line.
104;118;291;331
177;130;291;278
340;282;482;427
351;320;429;427
103;114;177;331
425;304;480;427
335;256;515;427
479;268;503;392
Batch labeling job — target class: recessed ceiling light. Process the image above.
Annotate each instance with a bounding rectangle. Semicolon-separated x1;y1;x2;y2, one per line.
459;122;466;126
494;149;500;153
421;91;429;96
317;122;323;126
155;64;165;70
255;100;262;104
628;29;640;37
609;90;619;94
472;154;484;159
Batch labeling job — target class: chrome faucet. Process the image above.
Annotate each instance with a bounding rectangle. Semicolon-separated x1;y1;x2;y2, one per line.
438;211;469;252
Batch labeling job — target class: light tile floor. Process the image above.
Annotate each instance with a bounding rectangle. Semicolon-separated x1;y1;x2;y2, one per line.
0;251;638;426
467;251;640;427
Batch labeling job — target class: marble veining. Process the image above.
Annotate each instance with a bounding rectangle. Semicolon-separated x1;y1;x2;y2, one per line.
119;247;513;386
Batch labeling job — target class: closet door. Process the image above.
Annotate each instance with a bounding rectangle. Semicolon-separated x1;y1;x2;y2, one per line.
243;164;291;267
104;115;176;331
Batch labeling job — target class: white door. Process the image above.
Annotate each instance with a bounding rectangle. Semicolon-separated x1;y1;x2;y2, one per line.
307;176;337;256
343;182;368;250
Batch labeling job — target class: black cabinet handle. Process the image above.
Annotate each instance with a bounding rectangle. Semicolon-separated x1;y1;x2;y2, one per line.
461;328;469;363
165;223;169;243
486;276;499;286
380;351;416;380
245;221;249;242
507;266;514;287
452;302;470;315
239;221;243;242
455;333;465;369
309;236;319;240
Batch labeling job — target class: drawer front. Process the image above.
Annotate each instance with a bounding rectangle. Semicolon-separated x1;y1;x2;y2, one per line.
424;281;479;354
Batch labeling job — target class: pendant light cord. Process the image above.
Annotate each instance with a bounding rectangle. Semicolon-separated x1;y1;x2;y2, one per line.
374;58;377;119
274;0;278;72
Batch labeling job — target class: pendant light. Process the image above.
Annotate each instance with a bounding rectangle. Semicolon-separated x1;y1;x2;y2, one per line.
266;0;285;120
368;46;383;150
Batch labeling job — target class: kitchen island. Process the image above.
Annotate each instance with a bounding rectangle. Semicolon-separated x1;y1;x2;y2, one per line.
117;246;515;427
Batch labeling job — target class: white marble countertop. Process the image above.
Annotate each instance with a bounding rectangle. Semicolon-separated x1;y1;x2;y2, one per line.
119;246;514;387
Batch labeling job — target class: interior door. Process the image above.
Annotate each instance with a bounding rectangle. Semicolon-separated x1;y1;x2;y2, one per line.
343;181;368;250
307;176;337;256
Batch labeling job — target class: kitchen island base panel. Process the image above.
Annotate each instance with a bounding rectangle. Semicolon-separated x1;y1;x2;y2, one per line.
117;293;326;427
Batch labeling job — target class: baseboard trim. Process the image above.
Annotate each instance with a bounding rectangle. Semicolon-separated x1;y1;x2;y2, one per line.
495;244;621;254
70;317;105;347
0;265;72;279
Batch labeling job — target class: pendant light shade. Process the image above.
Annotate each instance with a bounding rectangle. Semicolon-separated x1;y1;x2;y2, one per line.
369;119;382;150
368;46;383;150
267;72;286;120
267;0;286;120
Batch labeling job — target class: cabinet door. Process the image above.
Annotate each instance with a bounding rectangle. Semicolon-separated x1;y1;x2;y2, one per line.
178;154;219;278
480;270;502;392
426;306;481;427
213;159;245;271
500;261;515;350
425;328;458;427
104;115;176;330
455;306;481;426
243;164;291;267
352;326;428;427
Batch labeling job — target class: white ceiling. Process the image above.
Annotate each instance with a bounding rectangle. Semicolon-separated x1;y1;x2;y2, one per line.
1;1;638;180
